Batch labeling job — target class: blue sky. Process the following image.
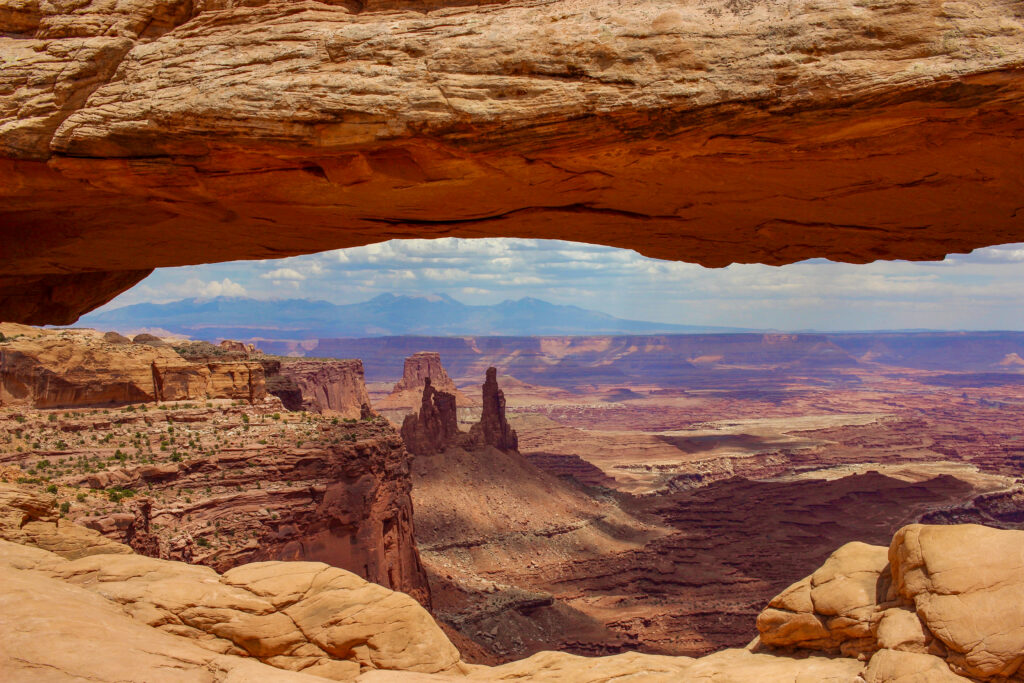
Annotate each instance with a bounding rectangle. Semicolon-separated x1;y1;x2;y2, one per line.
95;238;1024;331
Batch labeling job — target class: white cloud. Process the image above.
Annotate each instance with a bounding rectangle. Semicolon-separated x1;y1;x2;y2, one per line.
94;238;1024;331
260;268;305;281
174;277;246;298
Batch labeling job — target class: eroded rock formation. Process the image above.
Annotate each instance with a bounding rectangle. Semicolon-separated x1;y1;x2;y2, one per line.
468;367;518;453
401;378;460;456
3;479;1022;683
3;0;1024;324
379;352;472;412
0;328;265;407
0;538;463;680
756;523;1024;681
0;399;432;607
277;359;374;419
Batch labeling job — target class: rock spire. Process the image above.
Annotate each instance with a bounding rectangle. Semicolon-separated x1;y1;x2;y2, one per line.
470;367;518;453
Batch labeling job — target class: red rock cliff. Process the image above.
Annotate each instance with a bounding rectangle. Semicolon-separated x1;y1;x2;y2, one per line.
277;359;373;419
34;406;432;607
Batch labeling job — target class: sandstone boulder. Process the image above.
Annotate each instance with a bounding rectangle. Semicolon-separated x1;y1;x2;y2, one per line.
0;482;133;559
758;524;1024;681
890;524;1024;680
0;537;464;680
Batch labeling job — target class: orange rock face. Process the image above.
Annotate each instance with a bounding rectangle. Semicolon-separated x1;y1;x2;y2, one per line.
2;0;1024;323
277;359;373;419
0;329;265;407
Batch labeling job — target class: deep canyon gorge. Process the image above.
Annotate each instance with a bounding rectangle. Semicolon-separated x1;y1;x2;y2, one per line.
3;324;1024;680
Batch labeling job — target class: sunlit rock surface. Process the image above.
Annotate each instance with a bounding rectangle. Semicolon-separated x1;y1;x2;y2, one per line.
3;0;1024;323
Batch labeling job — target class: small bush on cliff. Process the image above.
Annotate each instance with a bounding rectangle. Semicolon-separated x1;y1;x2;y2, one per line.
195;537;210;547
107;487;136;503
45;484;58;494
59;501;70;514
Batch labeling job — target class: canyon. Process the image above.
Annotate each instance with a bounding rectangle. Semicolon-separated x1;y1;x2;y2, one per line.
3;479;1024;682
4;323;1024;679
6;324;1024;668
3;0;1024;676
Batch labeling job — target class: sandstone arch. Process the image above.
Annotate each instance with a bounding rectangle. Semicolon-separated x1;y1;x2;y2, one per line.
2;0;1023;324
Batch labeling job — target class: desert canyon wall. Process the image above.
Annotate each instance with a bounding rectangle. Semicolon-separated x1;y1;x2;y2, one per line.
3;0;1024;323
275;359;374;419
0;329;432;605
0;328;266;407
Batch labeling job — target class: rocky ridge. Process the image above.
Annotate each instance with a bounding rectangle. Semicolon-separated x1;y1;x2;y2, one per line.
3;481;1023;682
0;327;266;407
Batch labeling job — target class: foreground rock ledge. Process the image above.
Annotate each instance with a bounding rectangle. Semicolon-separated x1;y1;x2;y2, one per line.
3;478;1024;681
2;0;1024;323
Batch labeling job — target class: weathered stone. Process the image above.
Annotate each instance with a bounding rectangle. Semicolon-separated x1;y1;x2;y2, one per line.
401;378;460;456
0;329;265;407
3;0;1024;323
0;483;133;559
468;368;517;453
277;359;373;419
890;524;1024;680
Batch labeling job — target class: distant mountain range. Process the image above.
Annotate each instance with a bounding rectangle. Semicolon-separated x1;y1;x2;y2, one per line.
79;294;756;339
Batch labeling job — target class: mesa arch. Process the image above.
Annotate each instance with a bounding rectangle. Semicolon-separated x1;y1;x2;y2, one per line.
2;0;1024;325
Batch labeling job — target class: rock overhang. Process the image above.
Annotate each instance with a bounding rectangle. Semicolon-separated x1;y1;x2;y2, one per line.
2;0;1024;324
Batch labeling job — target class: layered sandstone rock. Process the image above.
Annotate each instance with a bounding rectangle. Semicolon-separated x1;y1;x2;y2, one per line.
3;0;1024;323
756;523;1024;681
468;368;518;453
0;329;265;407
2;484;1021;683
380;353;471;412
68;410;431;607
278;359;374;419
0;538;463;681
0;482;133;559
